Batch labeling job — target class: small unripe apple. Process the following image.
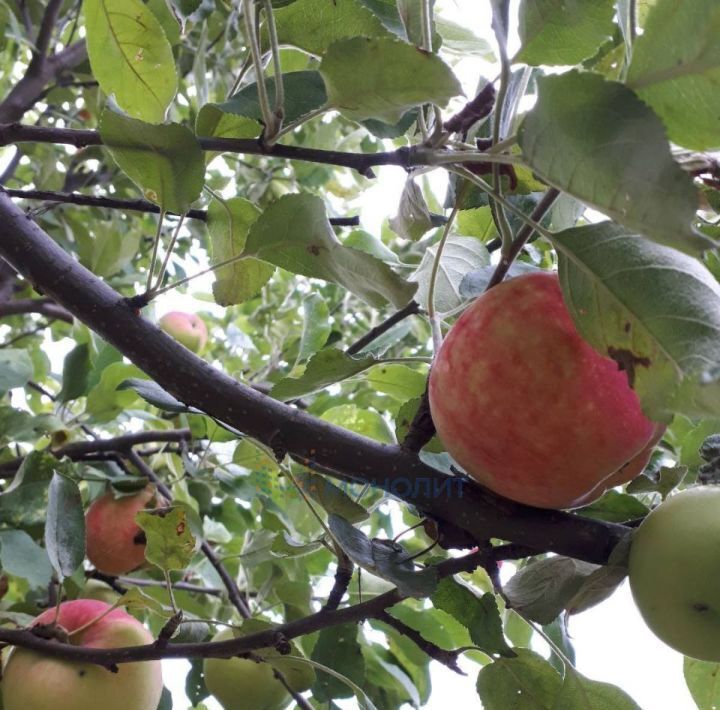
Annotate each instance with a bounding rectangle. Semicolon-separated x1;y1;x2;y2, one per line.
2;600;162;710
429;272;659;509
629;486;720;661
80;579;121;605
159;311;208;353
86;486;156;576
204;626;315;710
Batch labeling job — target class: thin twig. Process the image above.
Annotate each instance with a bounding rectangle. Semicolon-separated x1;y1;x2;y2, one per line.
375;610;464;674
489;0;514;256
2;187;359;226
345;301;421;355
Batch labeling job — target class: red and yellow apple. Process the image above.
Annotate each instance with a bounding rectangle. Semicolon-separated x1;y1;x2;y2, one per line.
159;311;208;353
1;600;162;710
86;486;156;575
428;272;661;509
204;626;315;710
629;486;720;661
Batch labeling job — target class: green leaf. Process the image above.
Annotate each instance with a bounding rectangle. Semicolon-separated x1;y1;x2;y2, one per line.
45;472;86;581
0;530;53;589
273;0;393;55
517;0;615;66
518;71;709;255
411;236;490;314
294;472;368;523
684;656;720;710
477;649;562;709
627;0;720;150
136;507;197;572
554;222;720;420
272;349;377;400
626;465;687;498
389;178;434;241
321;404;396;444
58;343;91;403
206;196;274;306
195;104;260;143
328;514;437;598
431;577;514;657
574;489;650;523
564;564;627;615
555;665;641;709
311;623;366;701
118;378;194;413
298;293;331;362
320;37;462;123
220;71;327;124
85;362;145;421
0;348;32;395
0;407;63;446
457;207;498;240
503;556;599;624
120;586;174;617
0;452;57;528
244;194;416;308
365;364;426;401
100;108;205;213
83;0;177;123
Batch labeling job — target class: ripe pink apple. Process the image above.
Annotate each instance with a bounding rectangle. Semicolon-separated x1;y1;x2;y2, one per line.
428;272;660;509
1;600;162;710
158;311;208;353
86;486;155;575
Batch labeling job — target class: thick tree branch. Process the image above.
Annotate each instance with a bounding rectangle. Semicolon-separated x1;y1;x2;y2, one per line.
0;42;87;124
0;124;512;177
3;188;359;227
0;550;486;665
0;191;628;565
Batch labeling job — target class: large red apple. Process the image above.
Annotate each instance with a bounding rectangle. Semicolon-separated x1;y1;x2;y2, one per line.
159;311;208;353
428;272;660;509
2;600;162;710
86;486;155;575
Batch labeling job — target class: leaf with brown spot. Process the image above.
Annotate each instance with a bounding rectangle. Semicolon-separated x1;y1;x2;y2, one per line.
554;222;720;421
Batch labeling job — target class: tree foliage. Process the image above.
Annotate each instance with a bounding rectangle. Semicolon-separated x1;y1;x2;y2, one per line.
0;0;718;708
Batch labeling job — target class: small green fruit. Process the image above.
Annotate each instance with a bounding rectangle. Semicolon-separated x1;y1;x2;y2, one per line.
629;486;720;661
203;625;315;710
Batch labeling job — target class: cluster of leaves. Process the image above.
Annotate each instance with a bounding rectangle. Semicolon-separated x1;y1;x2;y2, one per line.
0;0;720;708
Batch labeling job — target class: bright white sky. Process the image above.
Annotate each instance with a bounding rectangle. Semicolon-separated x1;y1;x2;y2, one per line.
22;1;693;707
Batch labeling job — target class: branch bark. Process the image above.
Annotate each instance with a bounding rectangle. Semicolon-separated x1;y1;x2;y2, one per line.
0;42;87;124
0;191;628;565
0;297;73;322
0;550;486;665
3;188;359;227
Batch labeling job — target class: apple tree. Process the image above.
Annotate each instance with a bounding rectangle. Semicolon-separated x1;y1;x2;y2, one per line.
0;0;719;708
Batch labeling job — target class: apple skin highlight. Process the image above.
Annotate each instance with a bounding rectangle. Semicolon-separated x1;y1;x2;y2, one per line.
429;272;659;509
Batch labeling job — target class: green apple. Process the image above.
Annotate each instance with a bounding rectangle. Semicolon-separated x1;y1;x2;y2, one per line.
629;486;720;661
2;600;162;710
204;625;315;710
159;311;208;353
80;578;121;605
